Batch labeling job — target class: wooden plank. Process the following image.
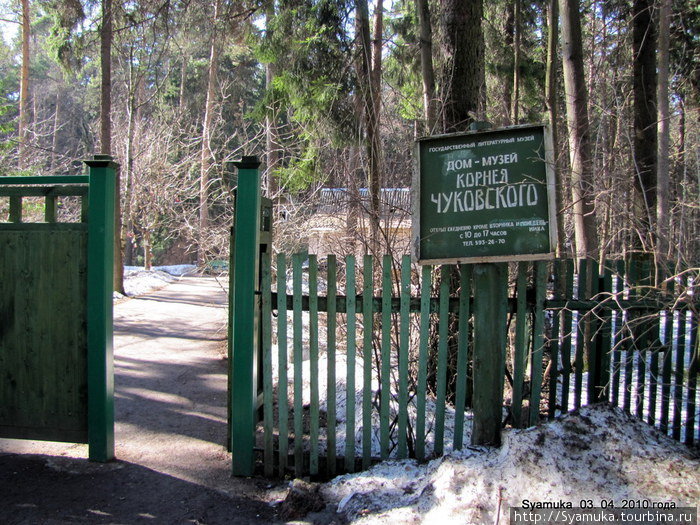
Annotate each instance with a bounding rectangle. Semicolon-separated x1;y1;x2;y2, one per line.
261;252;274;477
326;255;337;477
598;266;614;403
635;258;650;421
685;313;698;446
471;263;508;446
397;255;411;457
309;255;319;476
659;304;674;434
434;265;450;455
276;254;289;476
44;196;57;223
344;255;357;472
573;259;586;410
548;260;562;419
529;261;547;426
292;253;304;477
560;260;574;413
0;175;89;185
586;261;600;404
512;262;529;428
453;264;471;449
623;260;635;414
9;196;21;223
380;255;392;460
0;223;88;232
0;230;88;442
415;265;431;460
672;278;687;441
362;255;374;469
0;185;88;197
610;261;625;407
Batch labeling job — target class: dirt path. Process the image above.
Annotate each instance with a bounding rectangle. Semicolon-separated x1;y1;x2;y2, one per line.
0;277;285;524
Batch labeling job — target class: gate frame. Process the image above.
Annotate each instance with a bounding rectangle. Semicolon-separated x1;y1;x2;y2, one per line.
0;155;116;462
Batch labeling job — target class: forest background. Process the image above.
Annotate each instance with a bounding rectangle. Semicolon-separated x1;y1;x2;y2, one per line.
0;0;698;294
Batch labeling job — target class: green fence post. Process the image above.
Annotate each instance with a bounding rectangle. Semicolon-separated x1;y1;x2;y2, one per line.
471;263;508;446
85;154;117;463
230;156;261;477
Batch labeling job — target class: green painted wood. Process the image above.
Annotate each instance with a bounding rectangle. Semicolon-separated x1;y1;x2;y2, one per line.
85;156;117;462
380;255;392;460
586;261;601;404
610;261;626;407
9;196;21;222
0;175;90;185
659;278;674;433
529;261;547;426
548;260;563;419
276;254;289;476
672;275;687;441
0;228;88;443
362;255;373;469
44;195;57;223
512;262;529;428
685;314;698;445
309;256;320;476
326;255;337;477
560;260;574;413
0;185;88;197
261;251;274;477
415;265;431;460
471;263;508;446
434;265;450;455
397;255;411;457
598;266;614;402
229;158;261;476
345;255;357;472
623;260;635;414
573;260;586;410
292;253;304;477
635;258;651;421
453;264;471;449
0;223;88;232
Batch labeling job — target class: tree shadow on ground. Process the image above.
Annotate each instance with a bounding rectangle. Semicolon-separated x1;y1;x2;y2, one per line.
0;453;276;524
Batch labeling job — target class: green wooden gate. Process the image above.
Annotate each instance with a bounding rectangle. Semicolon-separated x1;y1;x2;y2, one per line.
0;156;116;462
226;161;699;479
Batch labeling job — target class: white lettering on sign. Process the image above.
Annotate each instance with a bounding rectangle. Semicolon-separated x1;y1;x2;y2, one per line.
446;158;473;171
456;169;509;188
429;183;539;214
481;153;518;166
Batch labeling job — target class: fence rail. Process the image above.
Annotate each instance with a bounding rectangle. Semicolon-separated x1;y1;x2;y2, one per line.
254;253;698;478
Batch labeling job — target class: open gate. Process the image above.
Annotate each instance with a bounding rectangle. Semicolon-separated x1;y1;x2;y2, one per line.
0;156;117;461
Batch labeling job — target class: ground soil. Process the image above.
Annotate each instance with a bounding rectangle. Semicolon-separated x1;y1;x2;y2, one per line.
0;277;309;525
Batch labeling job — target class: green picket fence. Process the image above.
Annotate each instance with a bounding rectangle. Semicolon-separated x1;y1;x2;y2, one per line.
255;254;698;478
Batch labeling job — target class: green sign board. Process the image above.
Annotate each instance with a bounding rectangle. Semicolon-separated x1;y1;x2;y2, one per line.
413;124;557;264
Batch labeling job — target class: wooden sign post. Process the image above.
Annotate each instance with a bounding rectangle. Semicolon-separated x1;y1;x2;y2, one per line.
413;124;557;445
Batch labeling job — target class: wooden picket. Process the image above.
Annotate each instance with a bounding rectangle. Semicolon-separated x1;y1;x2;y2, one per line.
257;254;699;478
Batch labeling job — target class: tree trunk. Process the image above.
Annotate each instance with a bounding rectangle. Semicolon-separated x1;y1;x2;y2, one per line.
631;0;658;251
356;0;382;255
124;51;138;267
656;0;671;268
510;0;521;124
265;5;280;199
19;0;30;169
417;0;436;133
51;92;60;172
558;0;598;262
199;0;221;260
100;0;124;293
545;0;564;257
438;0;483;133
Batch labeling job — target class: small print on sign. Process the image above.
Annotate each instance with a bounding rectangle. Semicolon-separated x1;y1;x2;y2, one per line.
414;125;557;264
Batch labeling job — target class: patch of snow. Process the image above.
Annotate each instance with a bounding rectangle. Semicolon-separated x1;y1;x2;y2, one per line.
321;404;700;524
118;265;195;297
